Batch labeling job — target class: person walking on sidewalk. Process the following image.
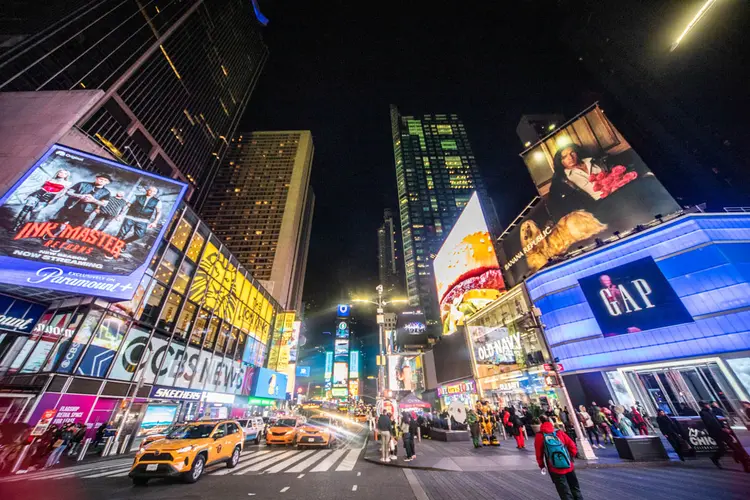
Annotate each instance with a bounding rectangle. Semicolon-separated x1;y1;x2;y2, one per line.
630;406;649;436
535;415;583;500
377;411;392;462
467;409;481;448
505;407;525;449
656;410;687;461
401;413;414;461
578;405;602;449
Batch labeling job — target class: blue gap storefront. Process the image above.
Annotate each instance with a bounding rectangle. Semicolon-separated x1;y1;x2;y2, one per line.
526;214;750;426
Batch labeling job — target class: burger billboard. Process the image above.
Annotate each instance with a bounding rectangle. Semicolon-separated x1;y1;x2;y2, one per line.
500;104;680;287
433;192;506;334
0;144;188;300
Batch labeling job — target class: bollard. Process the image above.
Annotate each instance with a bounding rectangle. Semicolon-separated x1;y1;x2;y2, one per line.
102;436;115;456
119;435;132;454
10;442;33;474
417;427;421;442
77;438;91;461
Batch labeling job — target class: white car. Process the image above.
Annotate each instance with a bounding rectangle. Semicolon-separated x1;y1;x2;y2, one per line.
238;417;265;444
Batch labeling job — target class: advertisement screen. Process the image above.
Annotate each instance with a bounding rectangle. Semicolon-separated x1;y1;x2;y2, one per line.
0;294;46;334
137;404;177;437
335;320;349;339
252;367;287;400
578;256;693;337
296;365;311;377
433;192;505;333
334;338;349;359
502;105;680;286
288;320;301;363
349;350;359;379
332;362;348;386
387;354;423;392
337;304;350;317
324;351;333;381
0;145;188;300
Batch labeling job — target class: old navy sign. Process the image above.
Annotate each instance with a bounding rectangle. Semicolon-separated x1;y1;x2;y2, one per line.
578;256;693;337
149;385;202;401
476;331;520;363
0;293;46;333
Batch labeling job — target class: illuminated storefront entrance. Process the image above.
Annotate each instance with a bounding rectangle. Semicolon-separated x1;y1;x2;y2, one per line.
436;379;477;409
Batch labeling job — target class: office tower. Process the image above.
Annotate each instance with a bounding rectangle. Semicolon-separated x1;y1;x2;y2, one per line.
0;0;269;202
389;105;486;326
377;209;403;296
200;131;315;311
516;113;566;147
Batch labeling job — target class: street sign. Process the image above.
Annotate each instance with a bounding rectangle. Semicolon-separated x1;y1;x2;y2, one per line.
543;363;564;372
31;409;57;436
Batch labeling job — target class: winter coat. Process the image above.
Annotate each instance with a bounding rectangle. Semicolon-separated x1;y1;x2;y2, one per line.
377;414;392;432
534;421;577;475
699;408;724;436
656;415;680;436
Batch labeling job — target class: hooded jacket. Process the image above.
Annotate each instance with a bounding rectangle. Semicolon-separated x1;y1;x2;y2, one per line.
534;421;577;475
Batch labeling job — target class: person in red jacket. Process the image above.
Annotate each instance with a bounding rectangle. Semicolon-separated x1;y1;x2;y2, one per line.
535;415;583;500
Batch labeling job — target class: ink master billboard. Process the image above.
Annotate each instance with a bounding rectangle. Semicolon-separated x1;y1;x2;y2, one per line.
501;105;680;287
433;192;505;333
0;144;187;300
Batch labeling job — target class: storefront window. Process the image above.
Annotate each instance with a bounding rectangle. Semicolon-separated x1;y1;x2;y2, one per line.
77;313;129;378
190;309;210;346
41;310;86;372
185;229;206;262
215;322;231;354
227;327;239;360
175;301;197;340
148;240;167;273
172;259;195;294
141;282;167;326
21;310;82;374
727;358;750;396
170;218;193;251
56;309;104;374
204;316;220;349
111;272;152;319
155;247;180;285
158;291;183;332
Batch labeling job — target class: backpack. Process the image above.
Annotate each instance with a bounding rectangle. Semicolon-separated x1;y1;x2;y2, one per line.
543;431;572;469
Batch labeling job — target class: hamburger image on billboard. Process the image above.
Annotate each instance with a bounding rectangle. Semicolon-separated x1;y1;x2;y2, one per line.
433;192;506;333
0;144;187;300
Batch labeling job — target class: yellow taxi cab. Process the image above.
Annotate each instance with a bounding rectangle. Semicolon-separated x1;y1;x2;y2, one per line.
129;419;243;485
296;423;335;449
265;416;303;446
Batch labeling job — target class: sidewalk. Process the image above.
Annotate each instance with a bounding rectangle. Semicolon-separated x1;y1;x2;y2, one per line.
364;430;750;472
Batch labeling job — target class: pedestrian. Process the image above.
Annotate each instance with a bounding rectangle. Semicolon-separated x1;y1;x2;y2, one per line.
377;411;392;462
467;409;481;448
614;406;635;437
67;423;86;456
535;415;583;500
577;405;602;448
656;410;687;461
506;407;525;449
45;423;73;468
588;402;609;447
401;412;414;461
408;414;418;457
522;407;535;437
710;401;726;418
630;406;649;436
698;400;742;469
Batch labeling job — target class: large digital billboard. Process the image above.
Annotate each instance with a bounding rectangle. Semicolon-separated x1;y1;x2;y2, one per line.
334;338;349;359
332;361;348;386
349;350;359;379
387;354;423;392
252;367;287;400
0;145;187;300
578;256;693;337
501;105;680;286
433;192;505;333
324;351;333;381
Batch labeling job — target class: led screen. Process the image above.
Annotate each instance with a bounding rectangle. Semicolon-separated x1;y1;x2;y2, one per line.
349;350;359;379
501;105;679;286
433;192;505;333
334;338;349;359
0;145;187;300
387;354;423;392
252;367;287;400
578;256;693;337
137;404;177;437
335;320;349;338
324;351;333;381
332;362;348;386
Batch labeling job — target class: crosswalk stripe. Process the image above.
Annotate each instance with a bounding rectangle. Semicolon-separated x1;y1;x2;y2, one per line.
309;449;346;472
264;450;316;473
284;450;331;473
80;467;131;479
236;450;298;474
213;451;273;476
26;462;130;481
335;448;360;471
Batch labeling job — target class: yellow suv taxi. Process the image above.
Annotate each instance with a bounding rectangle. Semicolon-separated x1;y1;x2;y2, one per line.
129;419;243;485
265;416;303;446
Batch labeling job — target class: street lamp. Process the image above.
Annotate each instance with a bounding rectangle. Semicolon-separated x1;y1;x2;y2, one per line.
353;286;408;401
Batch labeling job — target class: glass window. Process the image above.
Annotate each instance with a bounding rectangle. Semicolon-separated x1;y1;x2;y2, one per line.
155;247;180;285
109;325;152;381
212;423;226;438
22;310;83;374
215;322;231;354
175;301;197;340
170;218;193;251
190;308;210;346
185;229;206;262
227;422;239;435
227;327;239;360
158;292;183;331
141;282;167;326
76;313;129;378
204;316;220;349
149;240;167;272
172;259;195;294
42;310;86;372
55;309;104;374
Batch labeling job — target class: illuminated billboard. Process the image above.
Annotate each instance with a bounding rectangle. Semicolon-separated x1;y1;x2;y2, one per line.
578;256;693;337
387;354;423;392
337;304;350;317
501;105;680;286
0;144;188;300
349;350;359;378
252;367;287;400
324;351;333;381
332;362;348;386
334;338;349;358
433;192;505;333
335;320;349;338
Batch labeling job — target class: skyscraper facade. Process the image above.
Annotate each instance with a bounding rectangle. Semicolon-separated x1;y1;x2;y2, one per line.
377;209;403;296
0;0;269;203
200;131;315;312
390;105;486;325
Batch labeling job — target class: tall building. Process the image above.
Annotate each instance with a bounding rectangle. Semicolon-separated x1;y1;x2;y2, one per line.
0;0;269;203
200;131;315;312
377;209;403;296
390;105;486;326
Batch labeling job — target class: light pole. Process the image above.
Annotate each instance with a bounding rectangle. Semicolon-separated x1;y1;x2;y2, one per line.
353;286;408;401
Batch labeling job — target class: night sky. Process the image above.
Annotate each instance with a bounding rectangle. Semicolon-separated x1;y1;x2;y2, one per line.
241;1;600;332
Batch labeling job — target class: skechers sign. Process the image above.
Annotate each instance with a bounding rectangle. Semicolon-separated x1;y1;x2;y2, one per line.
578;257;693;337
0;144;187;300
149;386;202;401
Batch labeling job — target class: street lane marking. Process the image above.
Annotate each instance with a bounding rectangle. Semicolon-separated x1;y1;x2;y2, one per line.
335;448;360;471
214;451;273;475
310;449;346;472
403;469;429;500
80;467;131;479
297;474;305;478
238;450;298;474
28;464;125;481
265;450;315;473
284;450;331;473
357;471;361;476
280;486;290;492
352;485;358;491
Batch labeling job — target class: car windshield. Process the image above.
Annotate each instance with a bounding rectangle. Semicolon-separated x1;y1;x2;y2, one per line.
166;423;215;439
276;418;297;427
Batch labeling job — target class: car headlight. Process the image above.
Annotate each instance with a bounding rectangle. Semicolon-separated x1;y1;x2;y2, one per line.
176;445;194;453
